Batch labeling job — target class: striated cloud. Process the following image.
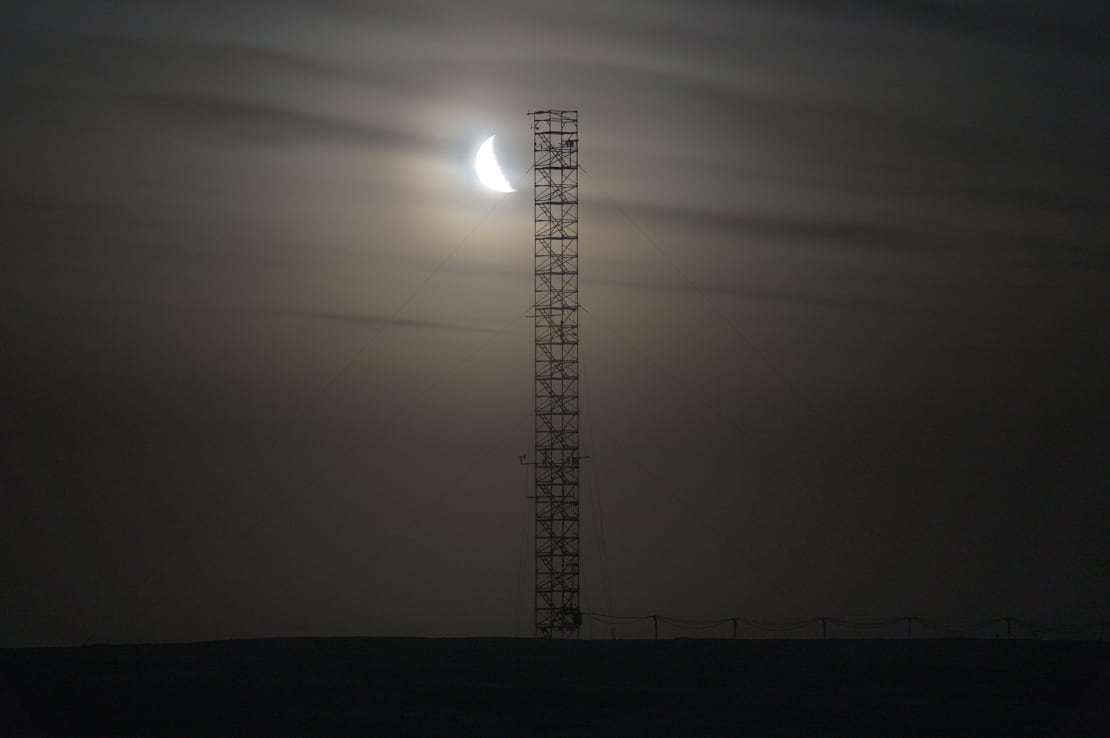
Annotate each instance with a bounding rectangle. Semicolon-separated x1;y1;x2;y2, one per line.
131;93;445;151
2;0;1109;646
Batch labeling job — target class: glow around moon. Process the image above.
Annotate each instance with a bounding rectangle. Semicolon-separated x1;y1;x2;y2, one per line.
475;136;515;192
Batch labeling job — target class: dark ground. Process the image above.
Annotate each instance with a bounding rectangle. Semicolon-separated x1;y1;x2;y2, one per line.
1;637;1107;736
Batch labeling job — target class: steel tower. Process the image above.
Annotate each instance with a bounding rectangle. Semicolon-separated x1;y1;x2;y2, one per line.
532;110;580;638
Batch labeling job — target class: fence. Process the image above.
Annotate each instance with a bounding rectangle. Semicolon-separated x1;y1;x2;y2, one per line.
580;613;1108;641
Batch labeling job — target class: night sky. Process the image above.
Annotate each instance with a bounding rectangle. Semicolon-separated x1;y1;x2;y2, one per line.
2;1;1108;646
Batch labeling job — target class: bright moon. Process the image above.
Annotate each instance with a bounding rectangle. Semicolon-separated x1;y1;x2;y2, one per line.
475;136;515;192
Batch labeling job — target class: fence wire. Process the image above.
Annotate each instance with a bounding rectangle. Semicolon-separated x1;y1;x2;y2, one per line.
580;613;1108;641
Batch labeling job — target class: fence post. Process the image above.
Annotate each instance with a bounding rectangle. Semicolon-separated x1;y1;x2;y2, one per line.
821;617;827;640
732;617;738;641
1005;617;1012;641
906;616;912;640
653;615;658;641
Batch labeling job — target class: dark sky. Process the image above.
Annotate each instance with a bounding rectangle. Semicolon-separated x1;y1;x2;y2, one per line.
2;0;1108;645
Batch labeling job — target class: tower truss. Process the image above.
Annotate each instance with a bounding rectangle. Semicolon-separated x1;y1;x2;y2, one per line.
532;110;580;639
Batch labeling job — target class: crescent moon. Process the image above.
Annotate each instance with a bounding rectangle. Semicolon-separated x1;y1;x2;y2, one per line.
475;135;516;193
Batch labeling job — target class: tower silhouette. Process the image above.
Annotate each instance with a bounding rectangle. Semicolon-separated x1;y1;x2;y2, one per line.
531;110;580;638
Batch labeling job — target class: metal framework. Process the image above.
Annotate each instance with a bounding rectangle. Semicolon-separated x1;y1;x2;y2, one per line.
532;110;580;638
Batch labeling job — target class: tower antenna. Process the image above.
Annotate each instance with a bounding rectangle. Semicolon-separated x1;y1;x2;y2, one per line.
531;110;580;638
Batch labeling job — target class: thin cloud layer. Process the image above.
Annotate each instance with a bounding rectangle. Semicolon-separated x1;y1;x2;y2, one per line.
2;0;1108;645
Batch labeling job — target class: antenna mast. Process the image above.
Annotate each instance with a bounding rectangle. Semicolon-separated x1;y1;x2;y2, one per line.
531;110;580;638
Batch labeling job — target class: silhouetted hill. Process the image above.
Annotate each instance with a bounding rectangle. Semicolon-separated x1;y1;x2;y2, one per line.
2;638;1107;736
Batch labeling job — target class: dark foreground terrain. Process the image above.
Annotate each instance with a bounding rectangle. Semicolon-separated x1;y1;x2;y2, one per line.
1;637;1107;736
